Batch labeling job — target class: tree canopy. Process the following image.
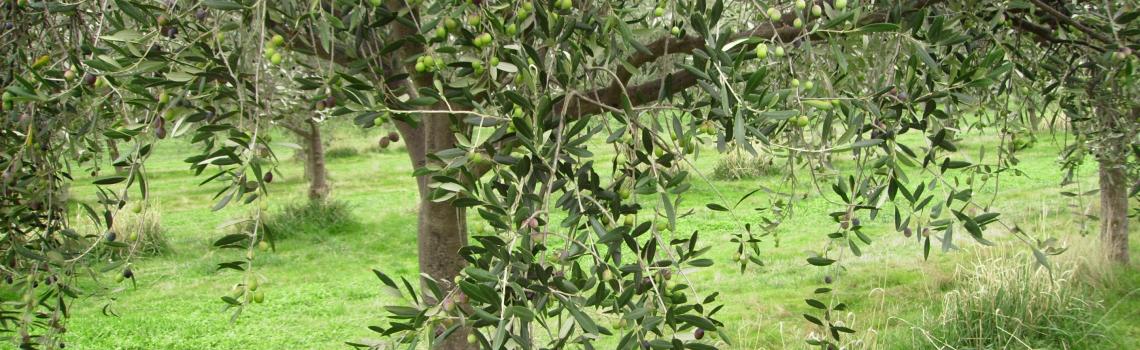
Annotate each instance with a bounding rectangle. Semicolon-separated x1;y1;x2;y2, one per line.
0;0;1136;349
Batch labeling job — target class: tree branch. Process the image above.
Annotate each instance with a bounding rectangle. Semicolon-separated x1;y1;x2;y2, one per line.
277;120;312;139
1025;0;1114;45
1009;15;1105;52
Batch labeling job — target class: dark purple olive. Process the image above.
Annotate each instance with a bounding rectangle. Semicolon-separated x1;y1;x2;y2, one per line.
83;74;97;86
852;218;861;227
824;275;833;284
378;136;390;149
388;131;400;142
262;172;273;183
122;267;133;279
105;231;117;242
323;95;336;108
903;227;912;238
694;328;705;340
195;8;208;21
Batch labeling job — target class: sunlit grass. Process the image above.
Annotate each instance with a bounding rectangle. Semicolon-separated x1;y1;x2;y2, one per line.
59;121;1138;349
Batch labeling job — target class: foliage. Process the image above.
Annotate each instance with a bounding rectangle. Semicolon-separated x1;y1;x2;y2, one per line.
2;0;1135;349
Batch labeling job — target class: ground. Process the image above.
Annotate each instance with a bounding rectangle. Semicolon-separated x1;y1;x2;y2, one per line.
60;121;1140;349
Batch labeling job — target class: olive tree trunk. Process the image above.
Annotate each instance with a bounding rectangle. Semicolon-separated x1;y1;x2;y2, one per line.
281;120;330;202
303;121;330;201
1098;159;1130;264
394;118;472;350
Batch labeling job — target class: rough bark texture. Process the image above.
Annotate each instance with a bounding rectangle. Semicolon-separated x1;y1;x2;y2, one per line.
418;118;468;293
1099;159;1130;264
303;121;330;201
392;118;471;350
383;0;472;347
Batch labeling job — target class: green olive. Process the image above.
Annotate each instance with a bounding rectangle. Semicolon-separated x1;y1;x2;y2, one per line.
767;8;781;20
756;43;768;59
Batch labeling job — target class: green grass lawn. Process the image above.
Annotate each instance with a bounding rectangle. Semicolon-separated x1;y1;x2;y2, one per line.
60;122;1139;349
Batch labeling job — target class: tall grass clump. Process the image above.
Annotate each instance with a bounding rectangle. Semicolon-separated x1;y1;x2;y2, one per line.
263;199;356;240
928;252;1107;349
324;146;360;159
711;149;775;180
107;204;172;257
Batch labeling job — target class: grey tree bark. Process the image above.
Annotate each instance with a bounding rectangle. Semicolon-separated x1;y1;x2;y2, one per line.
281;120;330;202
302;120;330;201
1098;159;1130;264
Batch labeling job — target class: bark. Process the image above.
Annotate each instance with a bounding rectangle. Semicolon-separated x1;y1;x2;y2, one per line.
1098;159;1129;264
303;121;331;201
383;0;472;347
391;118;471;350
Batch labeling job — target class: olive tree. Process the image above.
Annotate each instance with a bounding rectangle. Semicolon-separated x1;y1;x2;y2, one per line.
958;0;1138;263
0;0;1068;349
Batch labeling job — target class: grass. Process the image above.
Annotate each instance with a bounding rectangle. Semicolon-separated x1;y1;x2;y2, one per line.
57;121;1140;349
928;250;1106;349
263;199;358;240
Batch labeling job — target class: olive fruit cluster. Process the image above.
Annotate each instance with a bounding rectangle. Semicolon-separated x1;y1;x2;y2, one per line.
415;54;445;73
264;35;286;65
554;0;572;11
517;1;534;18
378;131;400;149
472;32;493;48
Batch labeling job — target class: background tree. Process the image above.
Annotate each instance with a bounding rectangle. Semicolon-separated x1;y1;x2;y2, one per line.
963;0;1139;263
